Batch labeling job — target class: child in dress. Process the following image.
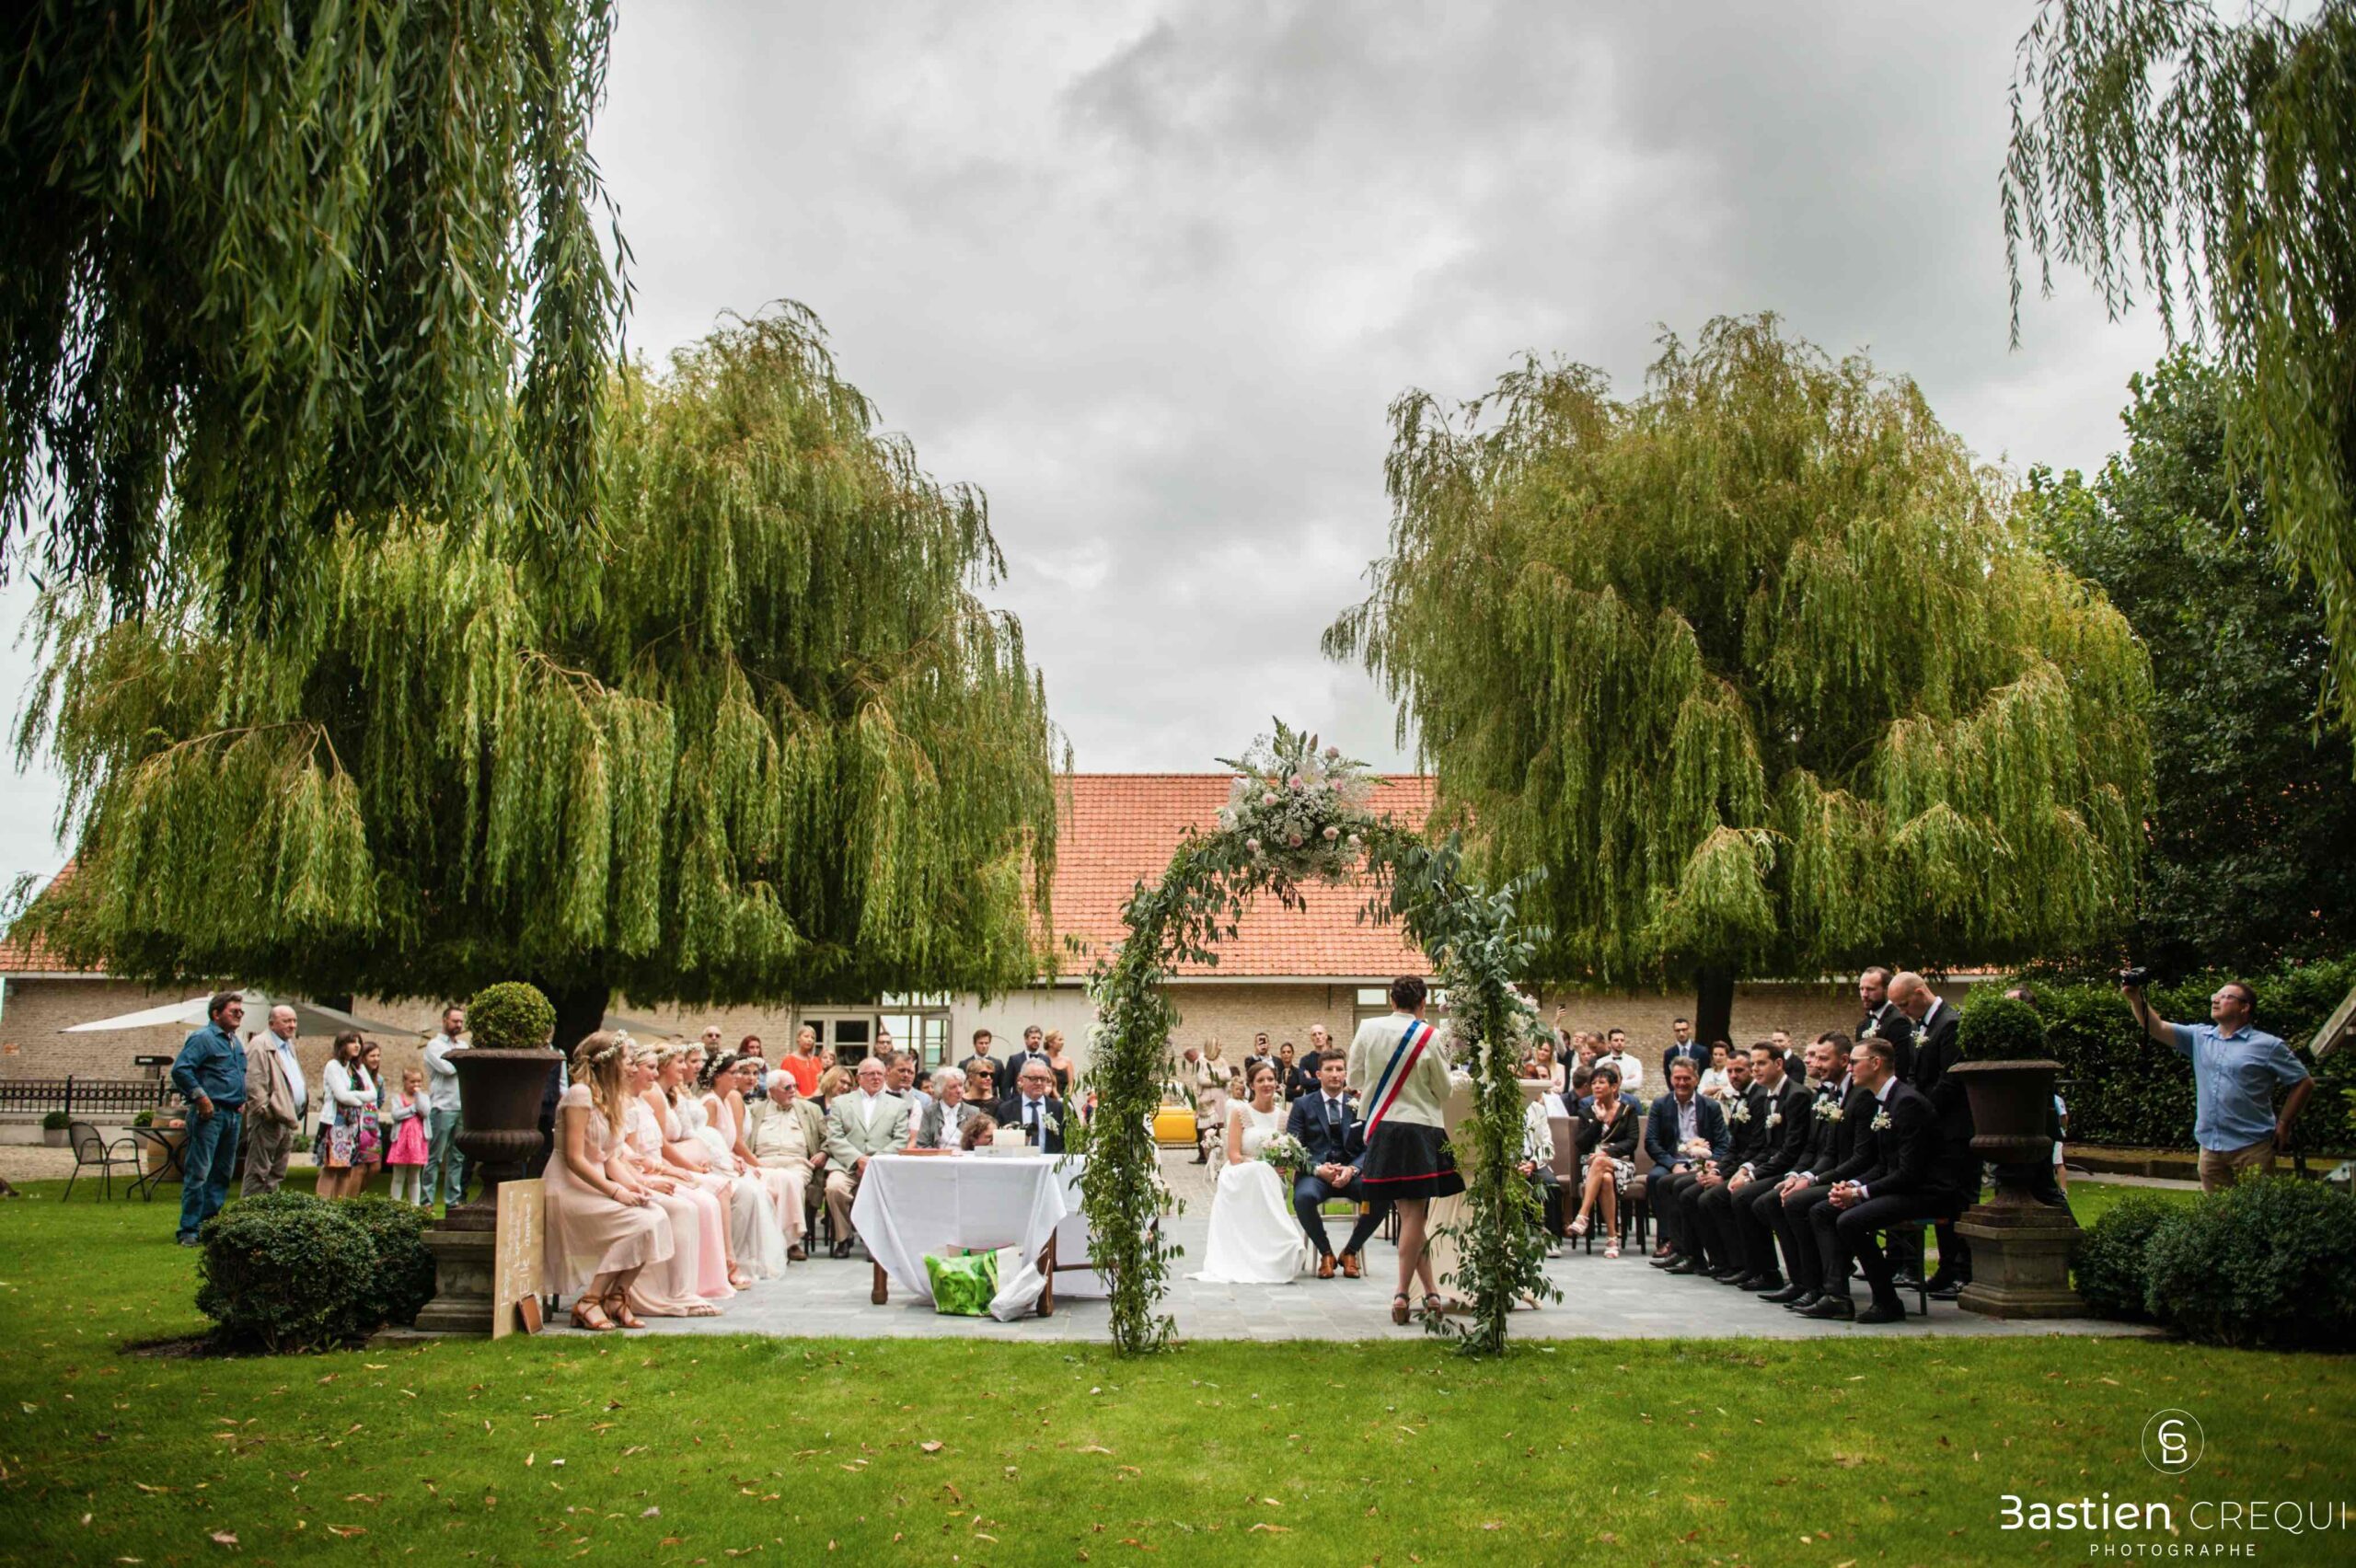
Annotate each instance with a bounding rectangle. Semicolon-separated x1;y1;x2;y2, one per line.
387;1067;431;1205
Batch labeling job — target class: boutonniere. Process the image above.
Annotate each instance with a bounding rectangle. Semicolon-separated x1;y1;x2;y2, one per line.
1044;1112;1061;1135
1871;1109;1891;1131
1819;1102;1845;1124
1911;1027;1929;1050
1766;1109;1783;1128
1729;1101;1751;1124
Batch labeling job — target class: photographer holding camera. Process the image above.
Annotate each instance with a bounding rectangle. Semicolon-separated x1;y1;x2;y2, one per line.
2121;973;2313;1193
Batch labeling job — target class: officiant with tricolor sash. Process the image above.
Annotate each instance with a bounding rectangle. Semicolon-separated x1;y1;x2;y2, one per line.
1345;974;1465;1325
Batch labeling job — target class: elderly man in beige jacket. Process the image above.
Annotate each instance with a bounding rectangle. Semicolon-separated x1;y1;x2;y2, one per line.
820;1056;911;1259
240;1005;309;1195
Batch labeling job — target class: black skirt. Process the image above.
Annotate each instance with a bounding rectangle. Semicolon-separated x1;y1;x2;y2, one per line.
1359;1120;1464;1200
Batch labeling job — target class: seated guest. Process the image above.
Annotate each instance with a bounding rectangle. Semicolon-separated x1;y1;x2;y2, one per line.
997;1061;1068;1152
1526;1036;1567;1094
1721;1041;1815;1291
1698;1042;1735;1103
1519;1093;1564;1254
1645;1060;1730;1271
910;1067;982;1149
1285;1055;1389;1278
1568;1063;1595;1112
886;1052;934;1120
958;1111;999;1151
737;1035;769;1099
745;1070;826;1262
820;1056;910;1258
1764;1032;1878;1310
965;1060;999;1113
614;1044;728;1317
1802;1035;1964;1322
1567;1064;1639;1255
1690;1047;1773;1281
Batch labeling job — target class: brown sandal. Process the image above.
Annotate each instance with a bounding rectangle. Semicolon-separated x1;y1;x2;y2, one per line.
604;1291;645;1330
569;1297;616;1332
1390;1293;1411;1326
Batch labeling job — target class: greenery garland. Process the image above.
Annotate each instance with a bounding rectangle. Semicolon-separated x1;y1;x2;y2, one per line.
1074;724;1554;1355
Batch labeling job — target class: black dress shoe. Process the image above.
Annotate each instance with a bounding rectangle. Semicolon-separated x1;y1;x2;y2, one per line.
1927;1279;1964;1301
829;1239;852;1260
1854;1301;1909;1325
1664;1259;1704;1275
1711;1267;1749;1285
1742;1274;1785;1294
1760;1283;1806;1304
1799;1297;1855;1320
1782;1291;1821;1312
1649;1252;1684;1270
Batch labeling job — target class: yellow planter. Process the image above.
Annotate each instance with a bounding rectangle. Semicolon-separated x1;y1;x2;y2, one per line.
1151;1107;1198;1147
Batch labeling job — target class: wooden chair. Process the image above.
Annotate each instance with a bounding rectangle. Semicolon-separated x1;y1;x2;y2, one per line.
64;1120;141;1201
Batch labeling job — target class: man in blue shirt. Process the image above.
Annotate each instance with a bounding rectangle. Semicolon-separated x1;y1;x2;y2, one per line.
169;992;249;1244
2124;977;2313;1193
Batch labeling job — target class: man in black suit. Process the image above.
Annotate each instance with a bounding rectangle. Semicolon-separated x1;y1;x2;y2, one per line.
1801;1035;1965;1322
1743;1031;1847;1290
957;1028;1004;1100
1889;971;1974;1296
1002;1025;1056;1100
1660;1017;1708;1085
1699;1043;1796;1283
1286;1055;1387;1278
1762;1032;1879;1310
1644;1060;1731;1271
996;1061;1067;1153
1682;1047;1765;1280
1855;965;1914;1082
1723;1040;1819;1290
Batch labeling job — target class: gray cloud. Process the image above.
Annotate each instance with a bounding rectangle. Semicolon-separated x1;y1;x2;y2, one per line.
0;1;2167;882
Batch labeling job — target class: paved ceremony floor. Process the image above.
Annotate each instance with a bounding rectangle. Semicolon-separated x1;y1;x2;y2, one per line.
577;1153;2151;1343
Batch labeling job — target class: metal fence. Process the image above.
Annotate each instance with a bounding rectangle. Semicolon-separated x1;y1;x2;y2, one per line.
0;1077;174;1116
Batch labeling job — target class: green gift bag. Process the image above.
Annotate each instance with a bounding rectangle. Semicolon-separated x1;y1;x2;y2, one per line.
924;1250;1000;1316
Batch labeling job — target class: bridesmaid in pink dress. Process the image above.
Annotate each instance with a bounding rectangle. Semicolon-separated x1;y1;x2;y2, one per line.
614;1045;728;1315
650;1045;756;1291
543;1033;673;1331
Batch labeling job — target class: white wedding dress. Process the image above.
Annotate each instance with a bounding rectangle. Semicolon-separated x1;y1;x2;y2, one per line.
1189;1101;1299;1285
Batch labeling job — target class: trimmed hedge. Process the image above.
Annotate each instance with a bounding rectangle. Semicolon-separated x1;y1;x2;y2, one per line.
2003;956;2356;1150
2141;1178;2356;1351
466;980;556;1052
2071;1193;2177;1320
194;1191;434;1352
1957;991;2046;1059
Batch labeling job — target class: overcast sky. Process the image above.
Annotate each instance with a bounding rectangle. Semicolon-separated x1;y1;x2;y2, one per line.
0;2;2169;886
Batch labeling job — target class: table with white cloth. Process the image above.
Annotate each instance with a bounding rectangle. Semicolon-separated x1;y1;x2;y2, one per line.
850;1152;1105;1321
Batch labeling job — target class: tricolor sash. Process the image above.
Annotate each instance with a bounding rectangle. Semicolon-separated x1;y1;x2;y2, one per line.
1363;1019;1431;1139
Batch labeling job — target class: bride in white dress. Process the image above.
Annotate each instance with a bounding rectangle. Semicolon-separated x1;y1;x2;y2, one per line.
1189;1061;1299;1285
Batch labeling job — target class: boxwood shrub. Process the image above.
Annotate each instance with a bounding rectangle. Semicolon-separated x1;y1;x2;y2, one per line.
466;980;556;1052
195;1191;439;1351
2071;1193;2177;1320
2140;1177;2356;1351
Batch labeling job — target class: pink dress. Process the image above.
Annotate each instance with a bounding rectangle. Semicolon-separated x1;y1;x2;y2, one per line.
621;1101;731;1313
543;1084;674;1297
387;1092;429;1165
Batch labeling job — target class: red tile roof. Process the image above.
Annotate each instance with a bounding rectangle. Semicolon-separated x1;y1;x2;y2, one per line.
0;861;87;974
1047;774;1435;980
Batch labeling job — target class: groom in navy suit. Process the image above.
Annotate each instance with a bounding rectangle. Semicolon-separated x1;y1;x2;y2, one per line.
1288;1055;1388;1278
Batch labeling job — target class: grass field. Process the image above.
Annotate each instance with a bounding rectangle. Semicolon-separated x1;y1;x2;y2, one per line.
2;1177;2348;1566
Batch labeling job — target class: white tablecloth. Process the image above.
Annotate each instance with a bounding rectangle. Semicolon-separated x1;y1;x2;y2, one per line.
850;1152;1080;1320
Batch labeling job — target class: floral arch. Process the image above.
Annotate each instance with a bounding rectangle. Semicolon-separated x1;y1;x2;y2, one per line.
1073;724;1556;1355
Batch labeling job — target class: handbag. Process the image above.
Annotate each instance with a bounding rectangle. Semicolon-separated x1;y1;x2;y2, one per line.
324;1121;356;1170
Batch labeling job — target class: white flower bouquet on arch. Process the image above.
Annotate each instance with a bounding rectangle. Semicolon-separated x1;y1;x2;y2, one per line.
1214;721;1377;881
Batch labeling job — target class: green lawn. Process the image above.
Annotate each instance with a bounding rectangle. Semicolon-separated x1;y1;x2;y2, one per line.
2;1178;2349;1566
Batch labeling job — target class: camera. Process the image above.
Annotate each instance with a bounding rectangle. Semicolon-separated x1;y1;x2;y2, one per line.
2119;965;2151;988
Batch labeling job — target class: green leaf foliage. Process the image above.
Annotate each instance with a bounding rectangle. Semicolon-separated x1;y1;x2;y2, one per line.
1957;989;2049;1061
2072;1192;2176;1320
16;306;1061;1027
342;1197;436;1331
2008;957;2356;1148
2004;0;2356;747
465;982;556;1053
1326;316;2153;989
195;1191;383;1354
2024;352;2356;974
0;0;624;617
2140;1178;2356;1351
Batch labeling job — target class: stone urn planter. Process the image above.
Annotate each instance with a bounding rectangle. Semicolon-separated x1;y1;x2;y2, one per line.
412;1043;560;1336
1949;1059;2083;1319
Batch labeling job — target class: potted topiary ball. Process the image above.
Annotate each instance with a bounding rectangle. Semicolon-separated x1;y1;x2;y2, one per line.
443;981;560;1228
41;1110;71;1147
1948;992;2056;1178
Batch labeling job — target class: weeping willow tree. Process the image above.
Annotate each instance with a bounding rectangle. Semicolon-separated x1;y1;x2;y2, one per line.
2004;0;2356;745
1326;315;2154;1041
16;306;1061;1048
0;0;622;616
